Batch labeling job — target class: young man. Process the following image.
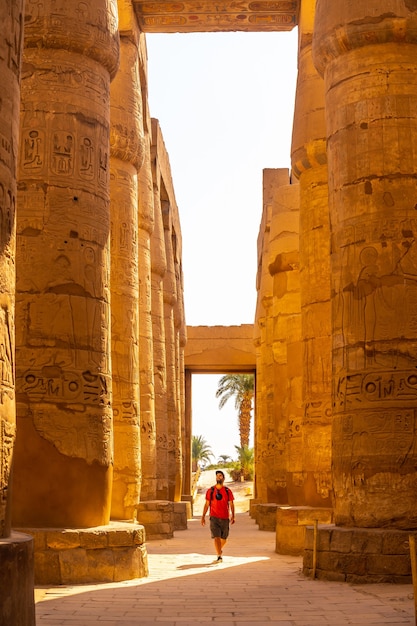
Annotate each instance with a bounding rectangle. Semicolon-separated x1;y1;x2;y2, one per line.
201;470;235;563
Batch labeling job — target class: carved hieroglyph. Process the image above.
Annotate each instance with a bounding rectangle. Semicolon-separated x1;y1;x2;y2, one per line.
110;13;145;519
313;1;417;529
13;0;119;528
291;0;332;507
0;0;23;539
133;0;299;33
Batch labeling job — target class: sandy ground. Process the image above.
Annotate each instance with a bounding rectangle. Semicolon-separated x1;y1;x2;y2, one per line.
192;468;254;516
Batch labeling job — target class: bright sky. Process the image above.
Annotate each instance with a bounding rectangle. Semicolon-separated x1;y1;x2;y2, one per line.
146;31;299;460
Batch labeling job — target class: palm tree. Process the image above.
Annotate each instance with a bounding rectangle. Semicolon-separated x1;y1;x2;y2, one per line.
217;454;232;465
215;374;254;448
192;435;214;472
234;445;254;480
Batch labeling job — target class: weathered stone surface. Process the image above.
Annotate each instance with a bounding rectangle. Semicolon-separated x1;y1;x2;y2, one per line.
313;0;417;530
21;522;148;584
255;169;301;504
110;13;143;522
13;0;120;529
303;526;416;583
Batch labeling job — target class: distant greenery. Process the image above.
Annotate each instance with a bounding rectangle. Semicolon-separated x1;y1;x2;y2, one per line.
204;446;254;482
229;445;254;481
192;435;214;471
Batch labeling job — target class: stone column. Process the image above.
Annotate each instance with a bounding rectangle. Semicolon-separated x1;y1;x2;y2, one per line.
266;172;302;506
0;2;35;624
13;0;119;528
291;0;332;508
150;141;168;501
162;200;182;501
254;189;276;504
109;7;145;520
313;0;417;531
255;170;301;505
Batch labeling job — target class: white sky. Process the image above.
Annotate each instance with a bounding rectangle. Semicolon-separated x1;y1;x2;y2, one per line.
146;31;299;461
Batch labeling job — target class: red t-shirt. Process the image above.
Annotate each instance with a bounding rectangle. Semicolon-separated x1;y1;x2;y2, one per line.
205;485;234;519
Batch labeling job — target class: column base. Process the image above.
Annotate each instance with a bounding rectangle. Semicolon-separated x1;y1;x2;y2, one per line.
137;500;174;539
0;531;35;626
173;501;189;530
17;521;148;585
181;494;193;518
304;524;416;583
276;506;334;556
255;503;279;531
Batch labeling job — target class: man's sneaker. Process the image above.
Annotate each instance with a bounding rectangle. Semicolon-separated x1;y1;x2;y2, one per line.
216;555;223;563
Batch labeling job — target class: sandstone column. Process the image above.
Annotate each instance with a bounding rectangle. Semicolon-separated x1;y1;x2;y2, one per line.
255;174;284;504
137;109;157;502
162;199;183;501
13;0;119;528
150;135;168;500
255;170;301;504
109;3;145;520
313;1;417;528
291;0;332;507
0;2;35;624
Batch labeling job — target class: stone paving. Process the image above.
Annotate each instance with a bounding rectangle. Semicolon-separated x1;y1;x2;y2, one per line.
34;477;416;625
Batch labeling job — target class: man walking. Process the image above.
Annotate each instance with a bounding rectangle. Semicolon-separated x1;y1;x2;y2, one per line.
201;470;235;563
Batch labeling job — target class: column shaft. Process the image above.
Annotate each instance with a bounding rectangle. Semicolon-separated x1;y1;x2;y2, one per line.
13;0;119;528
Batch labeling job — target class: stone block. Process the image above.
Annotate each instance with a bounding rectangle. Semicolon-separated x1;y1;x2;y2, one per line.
46;530;80;550
276;507;299;525
329;527;353;553
23;528;47;551
382;530;413;555
297;507;333;525
366;554;411;577
257;503;278;531
351;529;383;554
59;548;89;584
181;496;193;519
86;548;115;583
34;549;61;585
173;502;188;530
132;526;146;544
107;529;133;547
137;500;174;539
249;499;261;519
305;525;332;551
276;524;305;555
19;523;148;584
79;529;108;549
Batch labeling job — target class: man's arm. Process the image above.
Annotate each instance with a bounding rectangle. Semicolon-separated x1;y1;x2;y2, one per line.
230;500;235;524
201;500;209;526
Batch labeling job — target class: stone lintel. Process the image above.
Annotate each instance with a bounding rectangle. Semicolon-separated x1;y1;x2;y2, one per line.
0;532;35;626
185;324;255;372
133;0;299;34
15;522;148;585
303;525;417;583
137;500;175;539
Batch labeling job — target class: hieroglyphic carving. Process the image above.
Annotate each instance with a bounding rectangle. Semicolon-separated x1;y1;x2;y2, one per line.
133;0;298;31
18;369;110;406
336;371;417;410
0;419;15;537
